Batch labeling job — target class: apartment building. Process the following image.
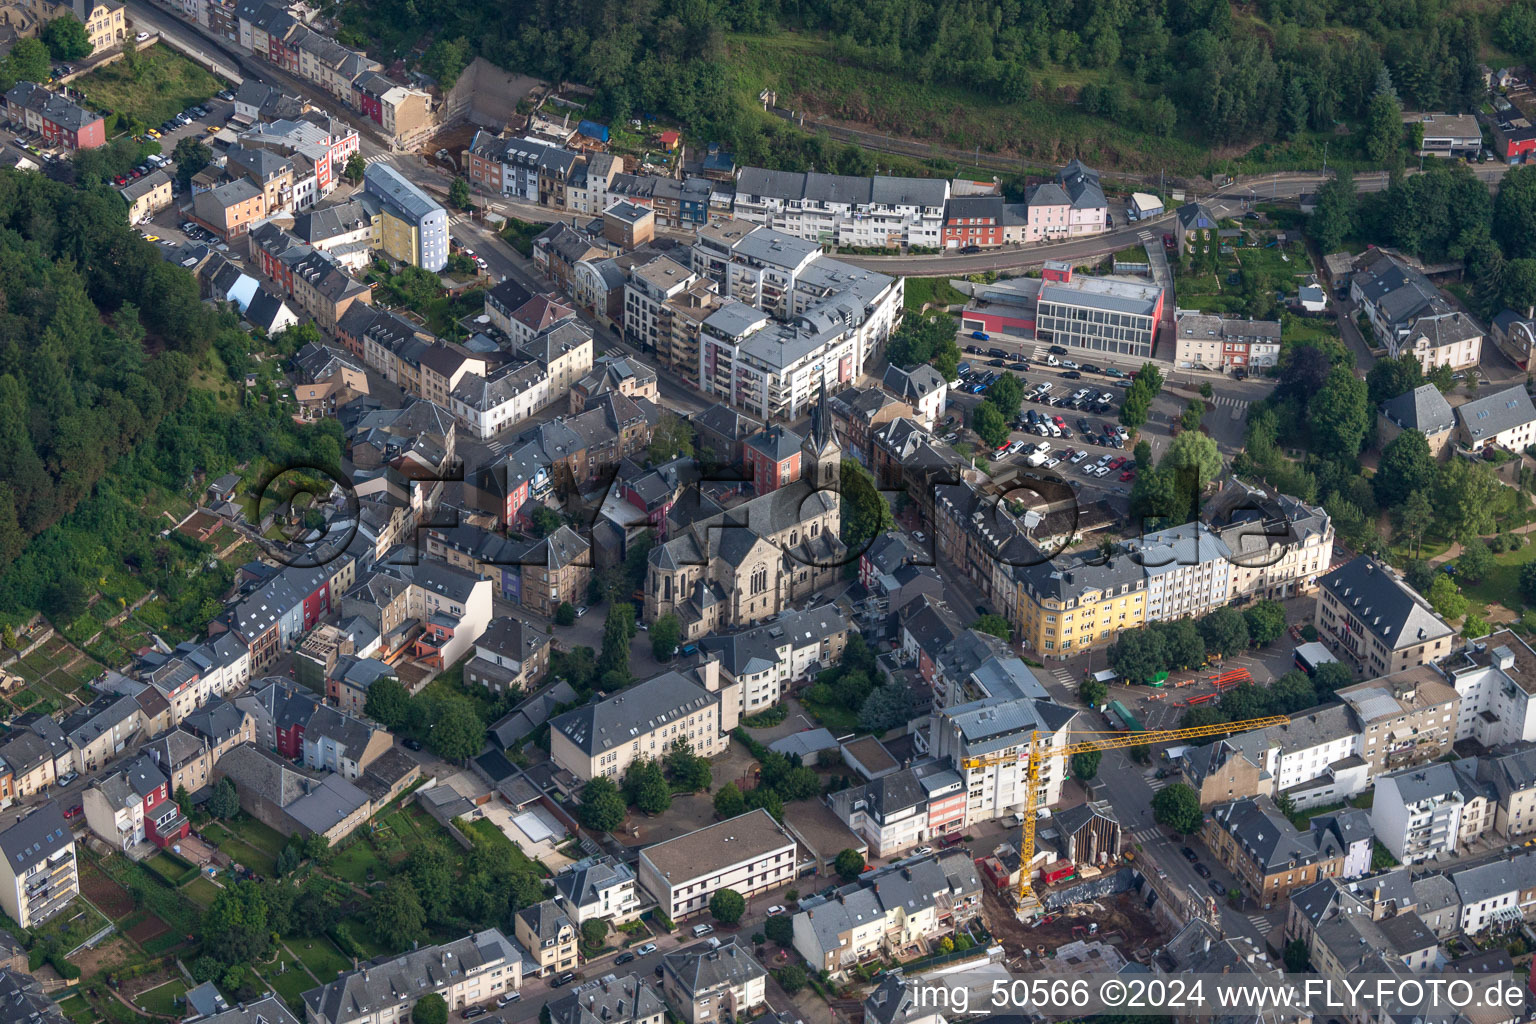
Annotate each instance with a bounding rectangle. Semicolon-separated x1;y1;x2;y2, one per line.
513;901;577;977
122;170;174;224
82;754;188;852
363;163;447;271
2;82;105;150
1335;667;1460;776
697;604;848;718
351;72;432;148
0;803;76;929
1443;632;1536;747
1012;550;1148;659
879;365;947;431
661;941;767;1024
1371;760;1494;864
1477;744;1536;838
1204;480;1334;601
637;809;797;921
1286;878;1438;984
193;178;267;240
301;929;524;1024
929;687;1078;826
1315;556;1455;676
548;662;740;782
509;525;590;618
1351;250;1482;370
1121;521;1233;623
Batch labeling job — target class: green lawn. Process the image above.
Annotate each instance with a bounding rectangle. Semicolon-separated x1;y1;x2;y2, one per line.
287;937;351;981
55;995;93;1024
1462;539;1536;613
329;838;392;886
182;876;221;907
465;818;544;876
73;44;225;131
500;219;544;257
903;277;968;312
205;820;284;877
800;694;862;734
266;961;317;1012
136;979;187;1017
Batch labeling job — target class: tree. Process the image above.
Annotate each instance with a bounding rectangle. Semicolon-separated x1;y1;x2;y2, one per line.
1199;606;1250;657
1133;439;1152;472
1364;89;1404;164
777;964;807;994
1243;601;1287;647
364;677;411;730
580;777;627;831
859;682;916;732
985;374;1024;420
1457;537;1495;584
1162;430;1222;492
835;848;866;881
208;778;239;819
1308;170;1357;254
649;412;694;463
1395;490;1436;558
1180;399;1206;432
1312;368;1371;463
1108;627;1167;685
1284;939;1311;974
625;758;672;815
426;696;482;761
1496;164;1536;261
765;914;794;946
449;177;473;211
276;844;302;876
201;881;273;964
598;604;633;687
709;888;746;924
1374;430;1434;507
713;782;746;819
581;918;609;950
971;613;1011;640
1463;611;1490;639
530;506;562;537
651;613;682;660
7;38;49;84
172;137;213;190
406;843;454;917
1504;258;1536;312
840;458;894;555
1079;678;1107;708
970;402;1009;448
1428;364;1456;392
1071;749;1101;781
1367;353;1424;407
666;737;712;791
1521;560;1536;604
1435;459;1502;541
344;152;366;185
1428;575;1468;621
886;312;958;370
1312;661;1355;700
174;784;191;816
419;36;471;89
413;994;448;1024
555;601;577;627
1152;783;1204;835
1154;617;1206;671
1268;670;1318;714
41;14;91;60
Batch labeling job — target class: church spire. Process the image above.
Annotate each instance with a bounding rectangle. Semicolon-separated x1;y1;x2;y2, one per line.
803;377;840;489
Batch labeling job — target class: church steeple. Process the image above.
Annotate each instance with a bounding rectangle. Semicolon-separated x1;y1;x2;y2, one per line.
803;378;841;490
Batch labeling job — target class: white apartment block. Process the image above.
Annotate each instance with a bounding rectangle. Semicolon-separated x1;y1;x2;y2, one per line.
637;810;798;921
0;803;77;929
732;169;949;249
929;697;1077;826
1122;521;1234;622
1371;761;1491;865
1443;633;1536;747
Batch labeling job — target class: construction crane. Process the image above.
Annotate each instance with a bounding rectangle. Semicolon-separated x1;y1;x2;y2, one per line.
962;715;1289;911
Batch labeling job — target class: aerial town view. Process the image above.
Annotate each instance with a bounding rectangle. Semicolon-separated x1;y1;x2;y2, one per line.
7;0;1536;1022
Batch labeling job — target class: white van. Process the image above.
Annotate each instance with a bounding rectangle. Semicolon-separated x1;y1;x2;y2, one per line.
691;924;714;938
1045;354;1060;366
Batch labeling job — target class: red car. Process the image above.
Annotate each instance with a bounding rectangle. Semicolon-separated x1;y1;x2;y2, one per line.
63;804;82;819
1109;457;1127;470
1120;470;1136;481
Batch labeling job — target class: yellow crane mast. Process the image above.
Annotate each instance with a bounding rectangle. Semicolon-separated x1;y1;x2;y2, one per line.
963;715;1289;907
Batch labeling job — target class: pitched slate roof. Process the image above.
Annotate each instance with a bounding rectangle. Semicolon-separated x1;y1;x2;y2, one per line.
1458;384;1536;443
1379;383;1455;434
1318;556;1453;651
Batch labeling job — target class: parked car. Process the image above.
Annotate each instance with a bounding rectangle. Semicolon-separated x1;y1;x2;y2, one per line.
1049;345;1068;355
766;904;787;916
135;30;149;40
615;952;636;965
1062;370;1081;379
970;330;989;341
551;972;578;988
462;1008;488;1019
958;244;981;254
497;993;522;1006
1103;368;1126;378
63;804;82;819
1208;879;1227;897
1194;862;1212;878
636;943;658;956
1080;364;1101;374
1120;470;1135;481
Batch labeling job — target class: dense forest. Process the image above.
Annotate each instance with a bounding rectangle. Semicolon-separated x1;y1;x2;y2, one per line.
339;0;1491;170
0;168;342;630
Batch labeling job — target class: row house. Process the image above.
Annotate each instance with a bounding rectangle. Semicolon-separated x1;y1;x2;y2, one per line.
351;72;433;149
302;929;524;1024
210;565;333;670
789;852;982;978
82;754;189;852
1204;796;1345;910
291;195;378;271
236;677;321;759
941;196;1003;248
340;558;493;671
2;82;105;151
828;760;967;857
1286;878;1438;984
248;222;374;332
60;693;143;774
830;387;911;467
140;728;218;797
1450;852;1536;934
732;168;949;248
134;631;252;724
302;705;391;779
461;616;551;697
1173;313;1282;373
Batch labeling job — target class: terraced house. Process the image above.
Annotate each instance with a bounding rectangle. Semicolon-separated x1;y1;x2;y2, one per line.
302;929;524;1024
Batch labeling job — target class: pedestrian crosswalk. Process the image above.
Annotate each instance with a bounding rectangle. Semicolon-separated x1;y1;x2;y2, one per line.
1126;825;1163;844
1146;774;1173;793
1051;667;1076;690
1209;394;1251;419
1238;912;1273;937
